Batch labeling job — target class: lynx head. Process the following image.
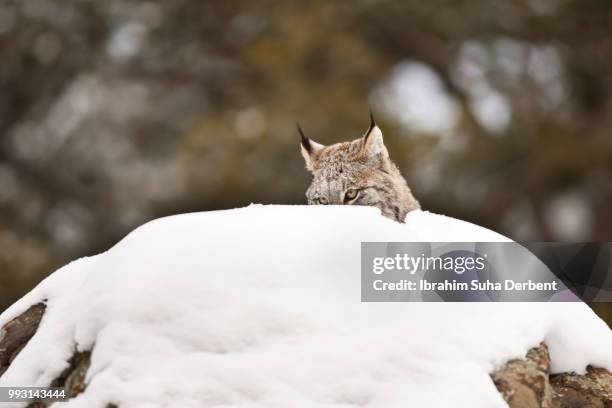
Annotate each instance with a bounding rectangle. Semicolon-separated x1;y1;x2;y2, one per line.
299;113;420;223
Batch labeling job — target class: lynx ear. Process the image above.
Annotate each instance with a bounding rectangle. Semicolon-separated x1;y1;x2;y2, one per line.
362;111;388;158
298;123;324;171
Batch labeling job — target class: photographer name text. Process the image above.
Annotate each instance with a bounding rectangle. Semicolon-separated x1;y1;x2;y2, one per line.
373;279;558;292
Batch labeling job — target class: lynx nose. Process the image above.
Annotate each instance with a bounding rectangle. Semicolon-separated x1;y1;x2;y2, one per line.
323;180;344;205
330;195;343;205
324;180;344;205
323;193;342;205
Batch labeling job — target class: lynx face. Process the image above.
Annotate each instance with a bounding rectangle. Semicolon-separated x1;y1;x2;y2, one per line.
299;115;420;223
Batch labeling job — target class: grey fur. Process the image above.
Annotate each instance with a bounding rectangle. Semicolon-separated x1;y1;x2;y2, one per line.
299;120;420;222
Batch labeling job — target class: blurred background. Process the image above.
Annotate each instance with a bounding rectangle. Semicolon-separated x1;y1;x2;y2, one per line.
1;0;611;321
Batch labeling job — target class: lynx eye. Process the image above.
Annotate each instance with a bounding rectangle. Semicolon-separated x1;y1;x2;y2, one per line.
344;188;359;202
318;196;329;205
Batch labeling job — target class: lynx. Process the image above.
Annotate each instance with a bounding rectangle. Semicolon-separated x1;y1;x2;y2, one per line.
299;113;420;223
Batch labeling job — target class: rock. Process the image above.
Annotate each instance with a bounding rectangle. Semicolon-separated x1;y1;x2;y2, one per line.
551;366;612;408
25;350;91;408
0;303;46;377
492;343;612;407
491;342;553;408
0;304;101;407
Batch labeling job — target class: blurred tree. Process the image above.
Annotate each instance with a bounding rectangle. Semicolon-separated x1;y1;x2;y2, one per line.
0;0;611;319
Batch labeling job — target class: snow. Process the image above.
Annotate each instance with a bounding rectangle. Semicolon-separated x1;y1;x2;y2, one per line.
1;205;611;408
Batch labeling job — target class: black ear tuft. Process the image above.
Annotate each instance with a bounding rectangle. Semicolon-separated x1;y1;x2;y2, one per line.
369;109;376;130
364;109;377;143
297;122;312;153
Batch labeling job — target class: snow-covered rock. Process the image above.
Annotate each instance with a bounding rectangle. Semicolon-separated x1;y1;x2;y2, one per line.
0;205;611;408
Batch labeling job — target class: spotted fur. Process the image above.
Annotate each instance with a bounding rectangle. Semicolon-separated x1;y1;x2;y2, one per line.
299;116;420;223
